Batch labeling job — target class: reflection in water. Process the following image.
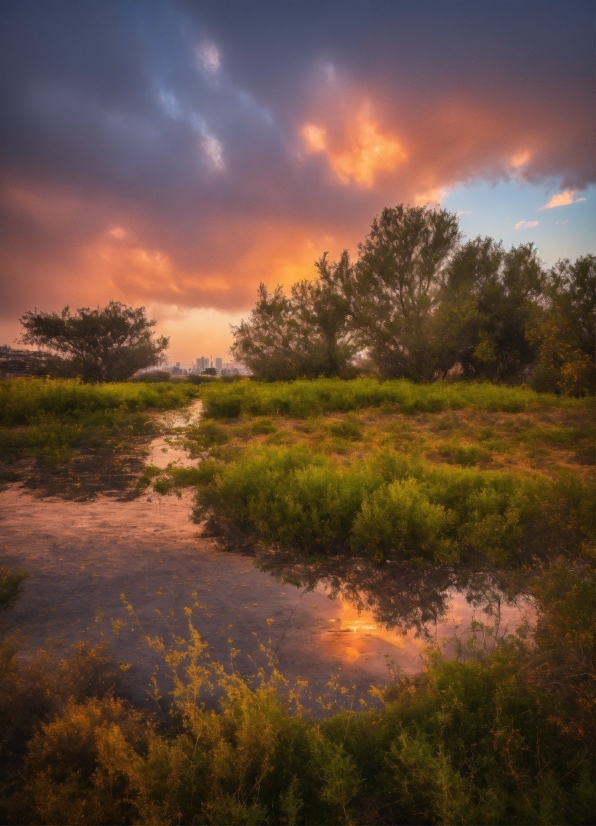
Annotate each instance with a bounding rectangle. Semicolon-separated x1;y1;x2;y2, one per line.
255;546;529;651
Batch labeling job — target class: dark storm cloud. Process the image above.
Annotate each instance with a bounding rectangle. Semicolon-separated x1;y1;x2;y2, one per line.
0;0;593;321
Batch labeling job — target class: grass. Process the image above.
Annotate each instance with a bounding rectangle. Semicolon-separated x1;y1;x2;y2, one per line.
0;378;199;494
140;378;594;569
198;377;587;419
0;377;199;427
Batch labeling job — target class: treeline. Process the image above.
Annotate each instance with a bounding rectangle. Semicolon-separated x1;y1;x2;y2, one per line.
231;206;595;395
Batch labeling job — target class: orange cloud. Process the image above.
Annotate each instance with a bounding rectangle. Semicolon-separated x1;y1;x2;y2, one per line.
86;219;347;312
302;103;407;186
539;189;587;209
510;150;531;169
413;187;448;206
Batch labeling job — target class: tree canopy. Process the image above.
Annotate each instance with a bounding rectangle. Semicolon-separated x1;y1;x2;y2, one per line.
347;204;461;380
435;238;544;381
20;302;169;383
528;254;595;395
230;275;356;381
232;203;592;394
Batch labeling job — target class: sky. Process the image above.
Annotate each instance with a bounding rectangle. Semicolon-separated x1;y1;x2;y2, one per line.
1;1;594;364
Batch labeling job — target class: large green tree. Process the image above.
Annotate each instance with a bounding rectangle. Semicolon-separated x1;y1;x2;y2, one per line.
435;238;545;381
341;205;461;380
528;254;595;395
20;302;169;383
230;273;355;380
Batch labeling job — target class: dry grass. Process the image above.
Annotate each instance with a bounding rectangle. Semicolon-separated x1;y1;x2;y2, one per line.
190;404;594;485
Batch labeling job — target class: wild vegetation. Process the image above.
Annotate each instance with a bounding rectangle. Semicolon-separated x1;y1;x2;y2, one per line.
125;377;595;823
0;555;593;825
141;379;593;572
0;357;593;822
0;378;198;494
232;206;595;395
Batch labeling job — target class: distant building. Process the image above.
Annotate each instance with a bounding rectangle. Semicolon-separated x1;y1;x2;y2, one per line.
215;357;222;370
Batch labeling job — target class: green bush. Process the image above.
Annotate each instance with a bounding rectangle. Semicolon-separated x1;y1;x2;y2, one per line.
0;378;198;468
327;417;363;441
0;378;198;427
188;419;231;449
350;479;457;563
195;446;590;566
437;441;492;466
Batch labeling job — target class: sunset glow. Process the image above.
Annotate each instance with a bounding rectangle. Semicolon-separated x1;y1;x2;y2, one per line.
302;106;407;186
540;189;588;210
0;2;593;361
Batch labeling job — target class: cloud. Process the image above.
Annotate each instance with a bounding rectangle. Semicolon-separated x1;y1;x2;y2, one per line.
414;187;447;206
510;150;531;169
200;133;225;170
196;41;221;74
514;220;539;230
539;189;587;209
456;210;472;216
302;103;407;187
0;0;593;360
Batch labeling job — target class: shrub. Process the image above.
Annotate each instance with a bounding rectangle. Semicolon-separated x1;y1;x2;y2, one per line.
0;378;199;469
350;479;457;563
194;445;590;567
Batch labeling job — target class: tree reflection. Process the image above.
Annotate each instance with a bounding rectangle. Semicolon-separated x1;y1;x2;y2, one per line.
254;547;520;636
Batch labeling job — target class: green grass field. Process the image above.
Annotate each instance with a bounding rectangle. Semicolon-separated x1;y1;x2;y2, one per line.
143;378;594;571
0;378;199;492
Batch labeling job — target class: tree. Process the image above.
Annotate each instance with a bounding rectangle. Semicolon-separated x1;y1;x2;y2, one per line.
339;205;461;380
229;285;296;381
230;274;356;381
19;302;169;383
435;238;544;381
528;254;595;395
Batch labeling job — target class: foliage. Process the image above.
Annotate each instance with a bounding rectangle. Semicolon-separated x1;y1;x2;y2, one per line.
0;378;198;469
435;238;544;380
231;204;593;392
19;302;169;383
230;275;356;381
0;637;127;817
0;375;592;822
0;378;197;427
194;445;592;566
528;254;596;396
197;377;580;420
343;204;461;380
0;559;592;824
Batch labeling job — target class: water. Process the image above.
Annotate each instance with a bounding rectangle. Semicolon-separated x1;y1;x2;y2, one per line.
0;400;530;707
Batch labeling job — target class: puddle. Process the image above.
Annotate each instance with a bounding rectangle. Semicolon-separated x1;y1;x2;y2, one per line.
146;398;203;468
0;400;531;708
